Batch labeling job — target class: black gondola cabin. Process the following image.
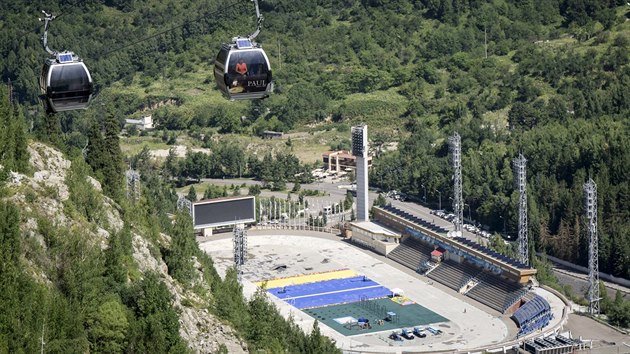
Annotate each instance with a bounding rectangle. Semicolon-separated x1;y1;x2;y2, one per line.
214;38;272;100
40;52;93;113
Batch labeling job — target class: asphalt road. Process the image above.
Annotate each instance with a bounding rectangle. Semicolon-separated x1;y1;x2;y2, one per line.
562;313;630;352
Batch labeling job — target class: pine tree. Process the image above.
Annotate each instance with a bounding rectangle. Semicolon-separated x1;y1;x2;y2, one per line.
86;122;107;181
41;112;63;148
0;88;8;174
214;267;250;330
11;104;29;173
86;111;124;201
105;227;129;287
102;112;124;201
0;90;28;174
0;201;21;277
165;211;196;284
186;185;197;202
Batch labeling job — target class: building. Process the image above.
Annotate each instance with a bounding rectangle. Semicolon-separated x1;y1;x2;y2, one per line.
322;150;373;173
262;130;282;139
349;221;401;256
125;115;153;130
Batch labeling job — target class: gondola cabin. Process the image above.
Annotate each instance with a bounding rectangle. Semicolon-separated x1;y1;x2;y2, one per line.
40;51;93;113
214;38;272;100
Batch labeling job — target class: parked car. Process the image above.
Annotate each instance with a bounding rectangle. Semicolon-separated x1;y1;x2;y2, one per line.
389;332;403;341
401;328;415;340
427;326;443;335
413;326;427;338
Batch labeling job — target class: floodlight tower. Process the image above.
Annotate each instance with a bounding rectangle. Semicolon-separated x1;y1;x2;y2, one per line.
584;178;600;315
513;154;528;265
233;225;247;282
352;125;369;221
448;132;463;234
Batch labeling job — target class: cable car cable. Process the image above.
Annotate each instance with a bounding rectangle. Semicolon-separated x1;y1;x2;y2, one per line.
37;0;267;112
93;0;249;60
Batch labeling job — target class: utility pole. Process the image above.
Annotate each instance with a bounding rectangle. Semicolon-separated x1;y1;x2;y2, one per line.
421;183;427;203
435;189;442;211
584;178;600;315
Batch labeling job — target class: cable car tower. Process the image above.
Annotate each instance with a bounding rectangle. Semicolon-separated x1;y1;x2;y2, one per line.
449;132;463;235
584;178;600;315
38;11;94;113
513;154;528;265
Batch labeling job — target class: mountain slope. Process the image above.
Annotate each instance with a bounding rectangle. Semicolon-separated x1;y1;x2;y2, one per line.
1;141;246;353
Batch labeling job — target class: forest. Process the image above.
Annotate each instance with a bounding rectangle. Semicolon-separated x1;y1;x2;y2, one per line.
1;0;630;350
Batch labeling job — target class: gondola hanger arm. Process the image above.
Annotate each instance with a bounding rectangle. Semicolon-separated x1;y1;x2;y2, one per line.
248;0;263;40
39;10;60;56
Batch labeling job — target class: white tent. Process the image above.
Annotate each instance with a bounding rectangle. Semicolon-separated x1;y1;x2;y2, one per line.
391;288;404;297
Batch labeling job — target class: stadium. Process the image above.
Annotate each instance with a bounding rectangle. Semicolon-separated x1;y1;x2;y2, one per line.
200;223;571;354
195;128;578;353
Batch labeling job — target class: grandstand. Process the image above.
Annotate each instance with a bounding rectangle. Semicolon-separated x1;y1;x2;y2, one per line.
466;271;529;313
427;258;481;292
373;205;538;314
511;295;553;336
386;236;433;271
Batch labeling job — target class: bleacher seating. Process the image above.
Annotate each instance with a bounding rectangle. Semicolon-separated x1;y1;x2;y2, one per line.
512;295;552;336
381;205;449;234
465;271;527;313
453;236;530;269
377;205;533;315
387;237;434;272
427;259;481;291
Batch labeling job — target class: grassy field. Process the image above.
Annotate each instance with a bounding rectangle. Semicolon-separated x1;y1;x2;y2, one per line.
121;126;346;165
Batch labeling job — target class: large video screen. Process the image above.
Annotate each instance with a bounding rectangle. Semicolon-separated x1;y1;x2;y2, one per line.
193;196;255;229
